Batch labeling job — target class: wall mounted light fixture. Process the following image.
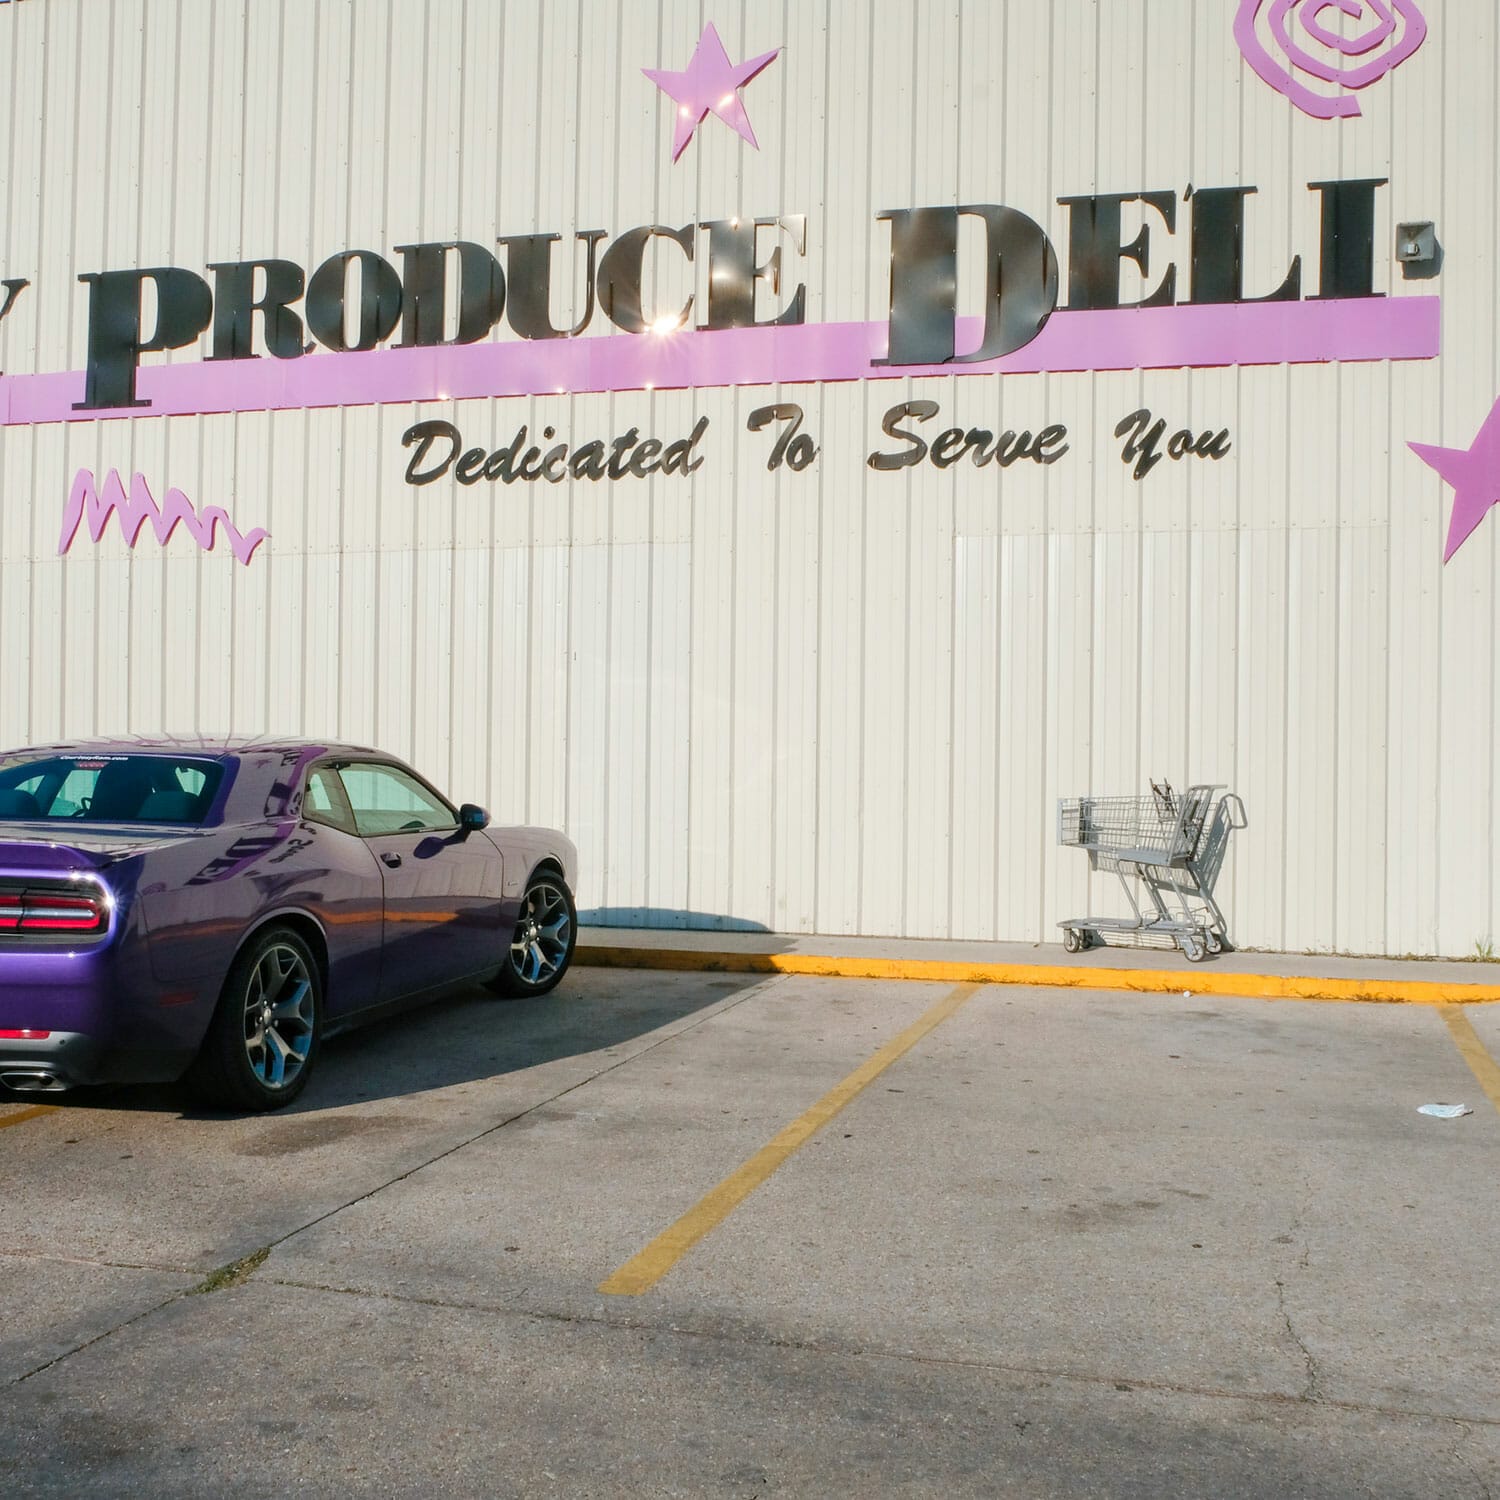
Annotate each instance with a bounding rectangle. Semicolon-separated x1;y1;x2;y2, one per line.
1396;221;1440;279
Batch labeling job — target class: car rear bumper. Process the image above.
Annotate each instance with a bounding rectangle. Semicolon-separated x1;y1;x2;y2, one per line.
0;1029;196;1090
0;934;211;1089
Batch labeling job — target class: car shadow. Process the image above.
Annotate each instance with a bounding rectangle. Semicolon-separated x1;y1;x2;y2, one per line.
8;909;789;1119
294;965;764;1115
290;907;792;1113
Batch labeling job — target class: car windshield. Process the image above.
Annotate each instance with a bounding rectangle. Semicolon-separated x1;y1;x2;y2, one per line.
0;753;225;825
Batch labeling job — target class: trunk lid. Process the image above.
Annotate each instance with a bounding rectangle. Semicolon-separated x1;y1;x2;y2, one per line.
0;825;202;872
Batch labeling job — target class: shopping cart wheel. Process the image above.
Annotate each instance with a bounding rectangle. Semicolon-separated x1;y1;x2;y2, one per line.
1205;930;1224;956
1063;928;1081;953
1182;935;1206;963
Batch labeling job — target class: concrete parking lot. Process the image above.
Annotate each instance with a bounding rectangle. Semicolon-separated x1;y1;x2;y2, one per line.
1;967;1497;1498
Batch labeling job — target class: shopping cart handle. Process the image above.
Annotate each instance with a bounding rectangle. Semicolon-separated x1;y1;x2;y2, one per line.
1222;793;1248;829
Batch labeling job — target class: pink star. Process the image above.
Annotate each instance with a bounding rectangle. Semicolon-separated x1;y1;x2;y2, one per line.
1410;396;1500;563
643;23;780;163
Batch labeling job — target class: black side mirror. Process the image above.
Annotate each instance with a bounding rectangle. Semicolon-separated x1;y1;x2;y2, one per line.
458;803;490;835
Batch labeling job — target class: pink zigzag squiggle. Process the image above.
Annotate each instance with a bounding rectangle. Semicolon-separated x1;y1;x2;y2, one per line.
58;468;269;566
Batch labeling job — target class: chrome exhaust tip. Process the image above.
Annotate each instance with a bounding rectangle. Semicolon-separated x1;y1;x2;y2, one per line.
1;1070;67;1093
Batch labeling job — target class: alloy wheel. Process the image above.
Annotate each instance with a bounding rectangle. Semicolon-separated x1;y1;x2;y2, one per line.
241;942;316;1090
508;881;572;987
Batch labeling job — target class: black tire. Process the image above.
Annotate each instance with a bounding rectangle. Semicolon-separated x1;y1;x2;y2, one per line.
186;926;323;1111
486;871;577;999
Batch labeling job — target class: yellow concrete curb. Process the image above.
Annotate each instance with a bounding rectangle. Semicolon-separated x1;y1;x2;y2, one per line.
575;945;1500;1006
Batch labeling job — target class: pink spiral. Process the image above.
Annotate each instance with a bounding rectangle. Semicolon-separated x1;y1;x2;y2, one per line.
1235;0;1427;120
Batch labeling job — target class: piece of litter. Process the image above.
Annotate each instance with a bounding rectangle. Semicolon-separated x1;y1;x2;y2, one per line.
1417;1103;1472;1119
1182;990;1191;999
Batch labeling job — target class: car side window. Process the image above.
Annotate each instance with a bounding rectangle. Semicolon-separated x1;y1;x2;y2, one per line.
303;766;358;835
336;763;456;838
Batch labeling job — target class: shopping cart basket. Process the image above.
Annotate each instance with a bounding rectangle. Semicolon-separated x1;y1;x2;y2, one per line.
1056;782;1247;962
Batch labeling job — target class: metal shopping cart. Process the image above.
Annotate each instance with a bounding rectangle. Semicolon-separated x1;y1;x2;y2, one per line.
1056;782;1247;962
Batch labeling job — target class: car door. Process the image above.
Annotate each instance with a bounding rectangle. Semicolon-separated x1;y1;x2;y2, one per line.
333;760;507;1002
297;764;387;1019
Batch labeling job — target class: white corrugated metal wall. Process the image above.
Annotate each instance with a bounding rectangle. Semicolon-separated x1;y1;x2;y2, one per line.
0;0;1493;957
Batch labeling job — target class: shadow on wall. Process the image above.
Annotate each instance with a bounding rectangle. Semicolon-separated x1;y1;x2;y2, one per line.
578;906;773;934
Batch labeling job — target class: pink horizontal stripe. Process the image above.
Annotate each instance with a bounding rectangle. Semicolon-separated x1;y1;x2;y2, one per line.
0;297;1439;425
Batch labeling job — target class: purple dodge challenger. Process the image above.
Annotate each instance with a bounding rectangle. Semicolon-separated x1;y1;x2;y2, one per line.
0;737;578;1110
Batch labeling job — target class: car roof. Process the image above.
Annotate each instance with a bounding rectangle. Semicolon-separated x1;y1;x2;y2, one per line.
1;735;381;761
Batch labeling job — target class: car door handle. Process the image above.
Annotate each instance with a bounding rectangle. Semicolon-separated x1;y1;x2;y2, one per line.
381;852;402;868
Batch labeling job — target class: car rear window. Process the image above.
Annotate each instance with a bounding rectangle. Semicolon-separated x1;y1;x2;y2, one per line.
0;754;225;825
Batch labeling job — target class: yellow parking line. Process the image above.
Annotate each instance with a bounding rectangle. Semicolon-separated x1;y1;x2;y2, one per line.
599;981;983;1297
0;1104;58;1130
1439;1005;1500;1115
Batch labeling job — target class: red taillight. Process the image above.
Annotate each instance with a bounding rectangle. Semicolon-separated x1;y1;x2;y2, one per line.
22;894;106;931
0;1030;51;1039
0;889;107;934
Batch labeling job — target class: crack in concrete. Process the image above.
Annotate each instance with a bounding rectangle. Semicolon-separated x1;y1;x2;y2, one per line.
3;1284;200;1389
1450;1420;1499;1500
1275;1276;1319;1402
253;1270;1500;1432
3;979;778;1388
1272;1186;1319;1403
0;1247;197;1277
